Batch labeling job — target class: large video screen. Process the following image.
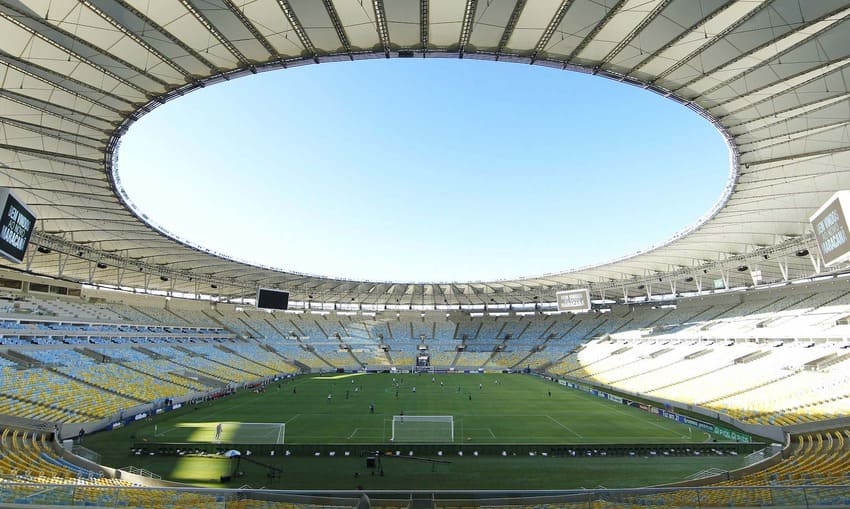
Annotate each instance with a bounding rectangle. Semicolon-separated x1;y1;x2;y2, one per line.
257;288;289;310
810;191;850;267
556;288;591;313
0;188;36;264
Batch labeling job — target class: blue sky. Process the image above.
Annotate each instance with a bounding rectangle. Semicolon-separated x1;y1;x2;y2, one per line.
117;58;729;283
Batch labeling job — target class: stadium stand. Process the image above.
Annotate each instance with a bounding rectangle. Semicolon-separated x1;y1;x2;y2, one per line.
7;280;850;429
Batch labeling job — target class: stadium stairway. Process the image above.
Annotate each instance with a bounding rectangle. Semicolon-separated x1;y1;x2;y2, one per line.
168;349;267;380
304;348;336;370
235;316;265;338
449;349;462;369
698;371;798;406
117;361;202;393
642;363;733;394
261;316;292;338
346;349;366;369
508;347;541;370
258;344;308;372
1;349;37;367
48;367;148;404
132;345;168;359
216;344;284;374
159;359;228;388
76;347;117;363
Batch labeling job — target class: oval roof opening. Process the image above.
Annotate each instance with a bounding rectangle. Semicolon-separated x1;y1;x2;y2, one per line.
117;58;730;283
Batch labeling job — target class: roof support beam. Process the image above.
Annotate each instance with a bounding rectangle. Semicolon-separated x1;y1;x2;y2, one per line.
0;118;105;148
223;0;279;60
179;0;250;65
79;0;194;79
599;0;673;66
0;3;165;94
529;0;575;64
0;50;131;114
684;5;850;100
275;0;320;62
626;0;735;76
457;0;477;58
495;0;527;58
321;0;353;58
0;89;115;133
420;0;429;50
651;1;770;83
108;0;219;72
566;0;628;65
372;0;391;58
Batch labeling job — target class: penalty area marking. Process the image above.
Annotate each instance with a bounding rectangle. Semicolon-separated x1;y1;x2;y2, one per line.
346;427;383;440
462;428;497;439
546;414;583;438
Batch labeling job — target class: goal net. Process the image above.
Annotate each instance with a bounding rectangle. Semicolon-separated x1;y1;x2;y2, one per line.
391;415;454;443
214;422;285;444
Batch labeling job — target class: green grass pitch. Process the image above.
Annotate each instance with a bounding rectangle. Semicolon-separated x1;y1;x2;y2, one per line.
85;373;751;489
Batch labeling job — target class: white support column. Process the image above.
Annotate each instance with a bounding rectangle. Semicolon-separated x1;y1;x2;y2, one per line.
25;247;36;271
669;280;676;295
714;266;729;290
809;252;822;274
87;260;96;283
57;252;68;277
778;259;789;281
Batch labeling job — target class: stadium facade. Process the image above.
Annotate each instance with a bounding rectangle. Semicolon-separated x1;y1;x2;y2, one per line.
3;0;850;505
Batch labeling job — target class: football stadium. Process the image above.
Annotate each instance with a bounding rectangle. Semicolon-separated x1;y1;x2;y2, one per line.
2;0;850;507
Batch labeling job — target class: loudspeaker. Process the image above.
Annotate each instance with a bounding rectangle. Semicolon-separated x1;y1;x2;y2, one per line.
366;457;376;468
220;475;231;482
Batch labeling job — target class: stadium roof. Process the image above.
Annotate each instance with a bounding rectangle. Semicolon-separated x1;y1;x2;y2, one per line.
1;0;850;306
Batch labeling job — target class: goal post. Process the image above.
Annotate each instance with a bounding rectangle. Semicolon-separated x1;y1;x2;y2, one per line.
391;415;454;443
215;422;285;444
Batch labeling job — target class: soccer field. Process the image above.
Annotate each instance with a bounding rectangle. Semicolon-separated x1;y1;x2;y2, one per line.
135;372;713;444
85;373;756;489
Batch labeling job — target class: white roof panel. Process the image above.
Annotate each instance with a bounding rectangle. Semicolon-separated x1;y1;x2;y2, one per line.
0;0;848;305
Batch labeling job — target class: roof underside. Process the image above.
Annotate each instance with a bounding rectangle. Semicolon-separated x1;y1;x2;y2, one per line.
2;0;850;306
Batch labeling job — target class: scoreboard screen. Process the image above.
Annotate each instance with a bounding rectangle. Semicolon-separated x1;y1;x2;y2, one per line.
0;188;36;264
256;288;290;310
556;288;591;313
810;191;850;267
